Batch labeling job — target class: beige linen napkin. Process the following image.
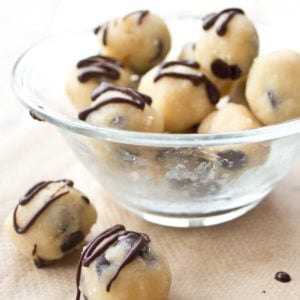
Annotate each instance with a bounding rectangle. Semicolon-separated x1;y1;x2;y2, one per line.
0;120;299;300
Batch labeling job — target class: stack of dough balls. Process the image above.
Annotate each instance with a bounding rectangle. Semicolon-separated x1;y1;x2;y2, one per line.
6;179;97;267
64;8;300;181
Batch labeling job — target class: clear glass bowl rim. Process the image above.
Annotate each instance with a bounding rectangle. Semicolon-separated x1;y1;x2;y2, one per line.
11;17;300;147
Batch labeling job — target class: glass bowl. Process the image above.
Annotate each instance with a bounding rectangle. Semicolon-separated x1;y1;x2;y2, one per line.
12;14;300;227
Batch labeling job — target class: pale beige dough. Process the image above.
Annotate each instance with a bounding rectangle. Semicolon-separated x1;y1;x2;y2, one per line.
246;50;300;125
138;62;220;133
65;55;134;110
195;10;259;95
79;228;171;300
198;103;268;172
229;77;248;106
6;180;97;267
97;11;171;74
178;42;196;60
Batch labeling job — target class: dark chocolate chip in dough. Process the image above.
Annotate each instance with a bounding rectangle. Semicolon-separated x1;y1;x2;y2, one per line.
217;150;247;169
61;230;84;253
34;257;54;268
267;90;279;108
95;254;111;276
83;295;89;300
211;59;241;80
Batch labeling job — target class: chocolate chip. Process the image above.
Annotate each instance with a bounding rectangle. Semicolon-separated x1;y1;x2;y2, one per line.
217;150;247;169
211;59;241;80
29;111;44;122
267;90;279;108
61;231;84;252
95;254;110;276
34;257;53;268
274;271;291;283
83;295;89;300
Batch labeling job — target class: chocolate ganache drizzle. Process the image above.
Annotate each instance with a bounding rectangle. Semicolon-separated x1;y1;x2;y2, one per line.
76;224;150;299
13;179;75;234
153;60;220;105
76;55;123;83
94;23;109;46
203;8;245;36
123;10;149;25
78;83;152;120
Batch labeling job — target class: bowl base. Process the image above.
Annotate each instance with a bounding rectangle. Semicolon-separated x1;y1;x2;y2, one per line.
122;197;266;228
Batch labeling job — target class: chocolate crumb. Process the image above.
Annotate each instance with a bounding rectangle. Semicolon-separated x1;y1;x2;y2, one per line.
275;271;291;283
29;111;44;122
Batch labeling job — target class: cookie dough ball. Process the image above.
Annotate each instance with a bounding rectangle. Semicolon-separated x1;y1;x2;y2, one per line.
95;10;171;74
195;8;259;95
246;50;300;125
6;179;97;267
76;224;171;300
178;42;195;60
198;103;268;171
138;60;220;132
65;55;134;110
79;82;164;132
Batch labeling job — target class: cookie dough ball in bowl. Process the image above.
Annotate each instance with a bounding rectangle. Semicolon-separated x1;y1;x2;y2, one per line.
65;55;134;110
6;179;97;267
79;82;164;132
246;50;300;125
139;60;220;132
78;83;164;170
195;8;259;95
76;224;172;300
178;42;195;60
198;103;268;174
95;10;171;74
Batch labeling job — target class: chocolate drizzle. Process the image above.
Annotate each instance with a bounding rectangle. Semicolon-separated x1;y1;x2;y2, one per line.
94;23;109;46
124;10;149;25
203;8;245;36
153;60;220;105
211;59;242;80
13;179;82;234
76;55;123;83
275;271;291;283
76;224;150;299
78;83;152;120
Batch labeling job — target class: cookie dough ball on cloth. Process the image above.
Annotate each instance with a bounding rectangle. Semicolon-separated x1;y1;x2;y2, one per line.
198;103;268;172
76;224;172;300
66;55;134;110
6;179;97;267
138;60;220;132
246;50;300;125
95;10;171;74
178;42;196;60
195;8;259;95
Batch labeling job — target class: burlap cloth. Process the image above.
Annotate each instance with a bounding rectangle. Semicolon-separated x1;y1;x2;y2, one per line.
1;117;300;300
